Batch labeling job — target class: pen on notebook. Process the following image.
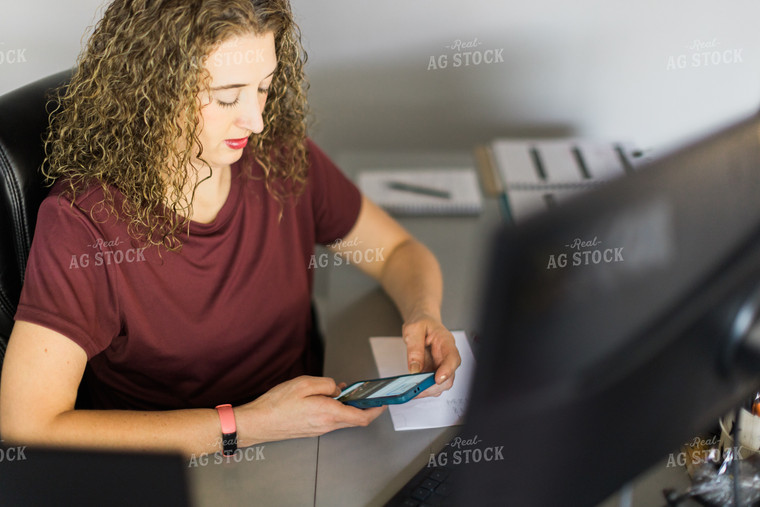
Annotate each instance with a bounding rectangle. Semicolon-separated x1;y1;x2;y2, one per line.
386;181;452;199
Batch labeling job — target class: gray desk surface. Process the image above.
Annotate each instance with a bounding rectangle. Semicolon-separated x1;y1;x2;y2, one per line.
188;437;318;506
188;149;703;506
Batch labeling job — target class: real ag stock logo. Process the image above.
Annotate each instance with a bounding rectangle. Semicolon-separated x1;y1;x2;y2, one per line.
427;37;504;71
0;440;27;463
666;38;744;71
68;237;147;269
307;236;385;270
188;438;266;468
427;435;504;467
0;42;27;65
546;236;624;270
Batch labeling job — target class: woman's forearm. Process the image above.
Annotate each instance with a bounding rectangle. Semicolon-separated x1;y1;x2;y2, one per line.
0;322;235;458
378;238;443;322
1;325;384;458
48;407;223;457
376;238;460;384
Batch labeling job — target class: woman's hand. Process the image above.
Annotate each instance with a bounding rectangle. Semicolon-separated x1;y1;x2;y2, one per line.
329;196;459;398
402;314;461;398
234;376;385;446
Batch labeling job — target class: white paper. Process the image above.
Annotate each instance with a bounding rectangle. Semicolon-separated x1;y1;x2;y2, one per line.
369;330;475;431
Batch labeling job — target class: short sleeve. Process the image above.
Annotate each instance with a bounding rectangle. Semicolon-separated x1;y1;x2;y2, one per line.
14;194;120;359
306;140;362;245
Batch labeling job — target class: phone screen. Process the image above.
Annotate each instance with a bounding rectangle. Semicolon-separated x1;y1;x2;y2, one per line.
336;372;435;402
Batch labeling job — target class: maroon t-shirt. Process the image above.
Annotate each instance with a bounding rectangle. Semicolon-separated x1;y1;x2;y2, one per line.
14;140;361;410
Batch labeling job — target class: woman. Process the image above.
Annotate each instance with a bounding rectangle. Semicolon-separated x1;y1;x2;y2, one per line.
0;0;460;456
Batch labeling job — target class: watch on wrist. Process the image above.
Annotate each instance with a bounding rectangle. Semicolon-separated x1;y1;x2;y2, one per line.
215;404;237;456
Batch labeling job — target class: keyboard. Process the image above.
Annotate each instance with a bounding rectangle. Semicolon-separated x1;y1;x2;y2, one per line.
384;464;456;506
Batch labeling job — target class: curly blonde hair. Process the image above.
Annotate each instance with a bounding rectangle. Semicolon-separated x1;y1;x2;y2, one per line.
44;0;309;249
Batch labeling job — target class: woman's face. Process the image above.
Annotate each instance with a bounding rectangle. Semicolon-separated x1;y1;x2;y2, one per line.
194;31;277;171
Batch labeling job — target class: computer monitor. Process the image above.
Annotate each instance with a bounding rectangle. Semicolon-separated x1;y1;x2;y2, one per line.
458;111;760;505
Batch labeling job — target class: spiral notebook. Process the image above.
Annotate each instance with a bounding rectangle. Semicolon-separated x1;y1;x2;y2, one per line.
358;168;483;216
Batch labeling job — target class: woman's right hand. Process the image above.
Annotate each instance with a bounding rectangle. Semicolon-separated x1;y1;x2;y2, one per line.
234;376;385;446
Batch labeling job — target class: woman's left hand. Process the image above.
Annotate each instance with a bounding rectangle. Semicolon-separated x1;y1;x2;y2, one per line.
402;314;461;398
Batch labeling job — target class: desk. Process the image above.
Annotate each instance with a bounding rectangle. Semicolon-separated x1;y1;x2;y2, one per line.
188;437;318;505
188;149;701;506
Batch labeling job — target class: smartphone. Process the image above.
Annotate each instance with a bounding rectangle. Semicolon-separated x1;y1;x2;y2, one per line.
335;372;436;408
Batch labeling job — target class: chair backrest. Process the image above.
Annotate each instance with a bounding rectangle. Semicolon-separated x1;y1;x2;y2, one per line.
0;70;72;367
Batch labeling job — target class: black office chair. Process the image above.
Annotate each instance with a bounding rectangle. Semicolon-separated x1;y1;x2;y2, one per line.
0;70;72;374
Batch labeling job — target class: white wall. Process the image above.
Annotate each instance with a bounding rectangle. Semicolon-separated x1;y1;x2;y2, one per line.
293;0;760;155
0;0;106;92
2;0;759;156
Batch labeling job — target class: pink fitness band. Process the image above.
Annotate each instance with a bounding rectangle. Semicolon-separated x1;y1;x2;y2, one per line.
215;404;237;456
